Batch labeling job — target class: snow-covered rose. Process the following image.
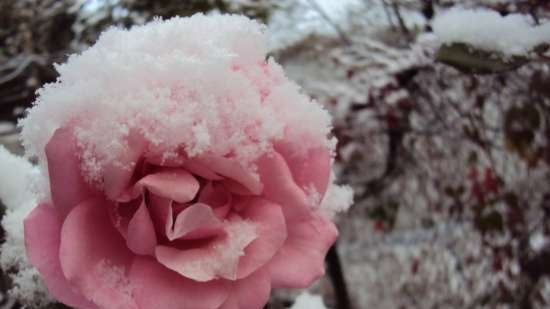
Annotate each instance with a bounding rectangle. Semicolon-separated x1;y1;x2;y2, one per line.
21;14;351;309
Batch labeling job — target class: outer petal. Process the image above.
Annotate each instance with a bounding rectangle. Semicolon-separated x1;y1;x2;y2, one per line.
236;198;287;279
218;267;271;309
268;213;337;288
24;203;97;309
45;128;100;218
59;198;138;309
103;131;147;200
129;257;230;309
108;198;142;239
126;201;157;255
257;151;311;220
276;142;331;201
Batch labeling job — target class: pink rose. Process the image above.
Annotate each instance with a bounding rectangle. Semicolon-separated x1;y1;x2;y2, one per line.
24;126;337;309
21;15;349;309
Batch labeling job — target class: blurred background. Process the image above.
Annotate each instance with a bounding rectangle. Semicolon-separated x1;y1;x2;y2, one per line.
1;0;550;308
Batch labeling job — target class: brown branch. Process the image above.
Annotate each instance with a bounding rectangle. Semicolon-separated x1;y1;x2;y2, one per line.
326;244;353;309
390;1;410;38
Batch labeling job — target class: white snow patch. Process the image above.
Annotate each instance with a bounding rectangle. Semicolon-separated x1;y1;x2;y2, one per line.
0;145;37;209
530;232;547;251
321;171;354;217
0;146;51;306
305;183;322;208
433;8;550;56
289;292;329;309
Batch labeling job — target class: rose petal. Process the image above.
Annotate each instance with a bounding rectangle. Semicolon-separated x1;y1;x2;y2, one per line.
104;131;148;200
168;203;223;241
147;194;171;241
199;182;231;218
236;198;287;279
276;142;331;202
257;151;311;220
268;213;337;288
220;179;254;195
108;198;142;239
59;198;137;309
218;267;271;309
126;201;157;255
129;257;230;309
155;218;257;282
24;203;97;309
134;169;199;203
45;127;100;218
181;159;224;180
197;156;262;194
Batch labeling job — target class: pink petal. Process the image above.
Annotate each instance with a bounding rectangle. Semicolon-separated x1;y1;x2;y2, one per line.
134;169;199;203
198;182;230;208
168;203;223;241
236;198;287;279
59;198;138;309
108;198;142;239
126;201;157;255
181;159;224;180
129;257;230;309
147;194;171;240
276;142;331;202
220;178;254;195
218;267;271;309
103;131;147;200
197;155;262;194
268;213;337;288
199;182;231;218
155;218;257;282
45;127;100;218
24;203;97;309
257;151;311;220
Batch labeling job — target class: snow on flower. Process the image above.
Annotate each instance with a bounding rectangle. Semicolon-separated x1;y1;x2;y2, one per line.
8;14;353;309
433;7;550;56
20;14;334;184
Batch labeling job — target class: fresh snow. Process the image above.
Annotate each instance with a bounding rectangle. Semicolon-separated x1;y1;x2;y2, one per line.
289;292;329;309
20;14;335;188
433;7;550;56
0;146;51;306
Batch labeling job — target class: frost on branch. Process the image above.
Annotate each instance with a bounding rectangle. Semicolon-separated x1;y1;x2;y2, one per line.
267;1;550;308
433;8;550;73
433;8;550;56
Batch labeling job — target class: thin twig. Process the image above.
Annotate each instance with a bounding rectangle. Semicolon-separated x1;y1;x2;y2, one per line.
305;0;351;45
380;0;396;29
390;1;410;38
0;57;33;85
